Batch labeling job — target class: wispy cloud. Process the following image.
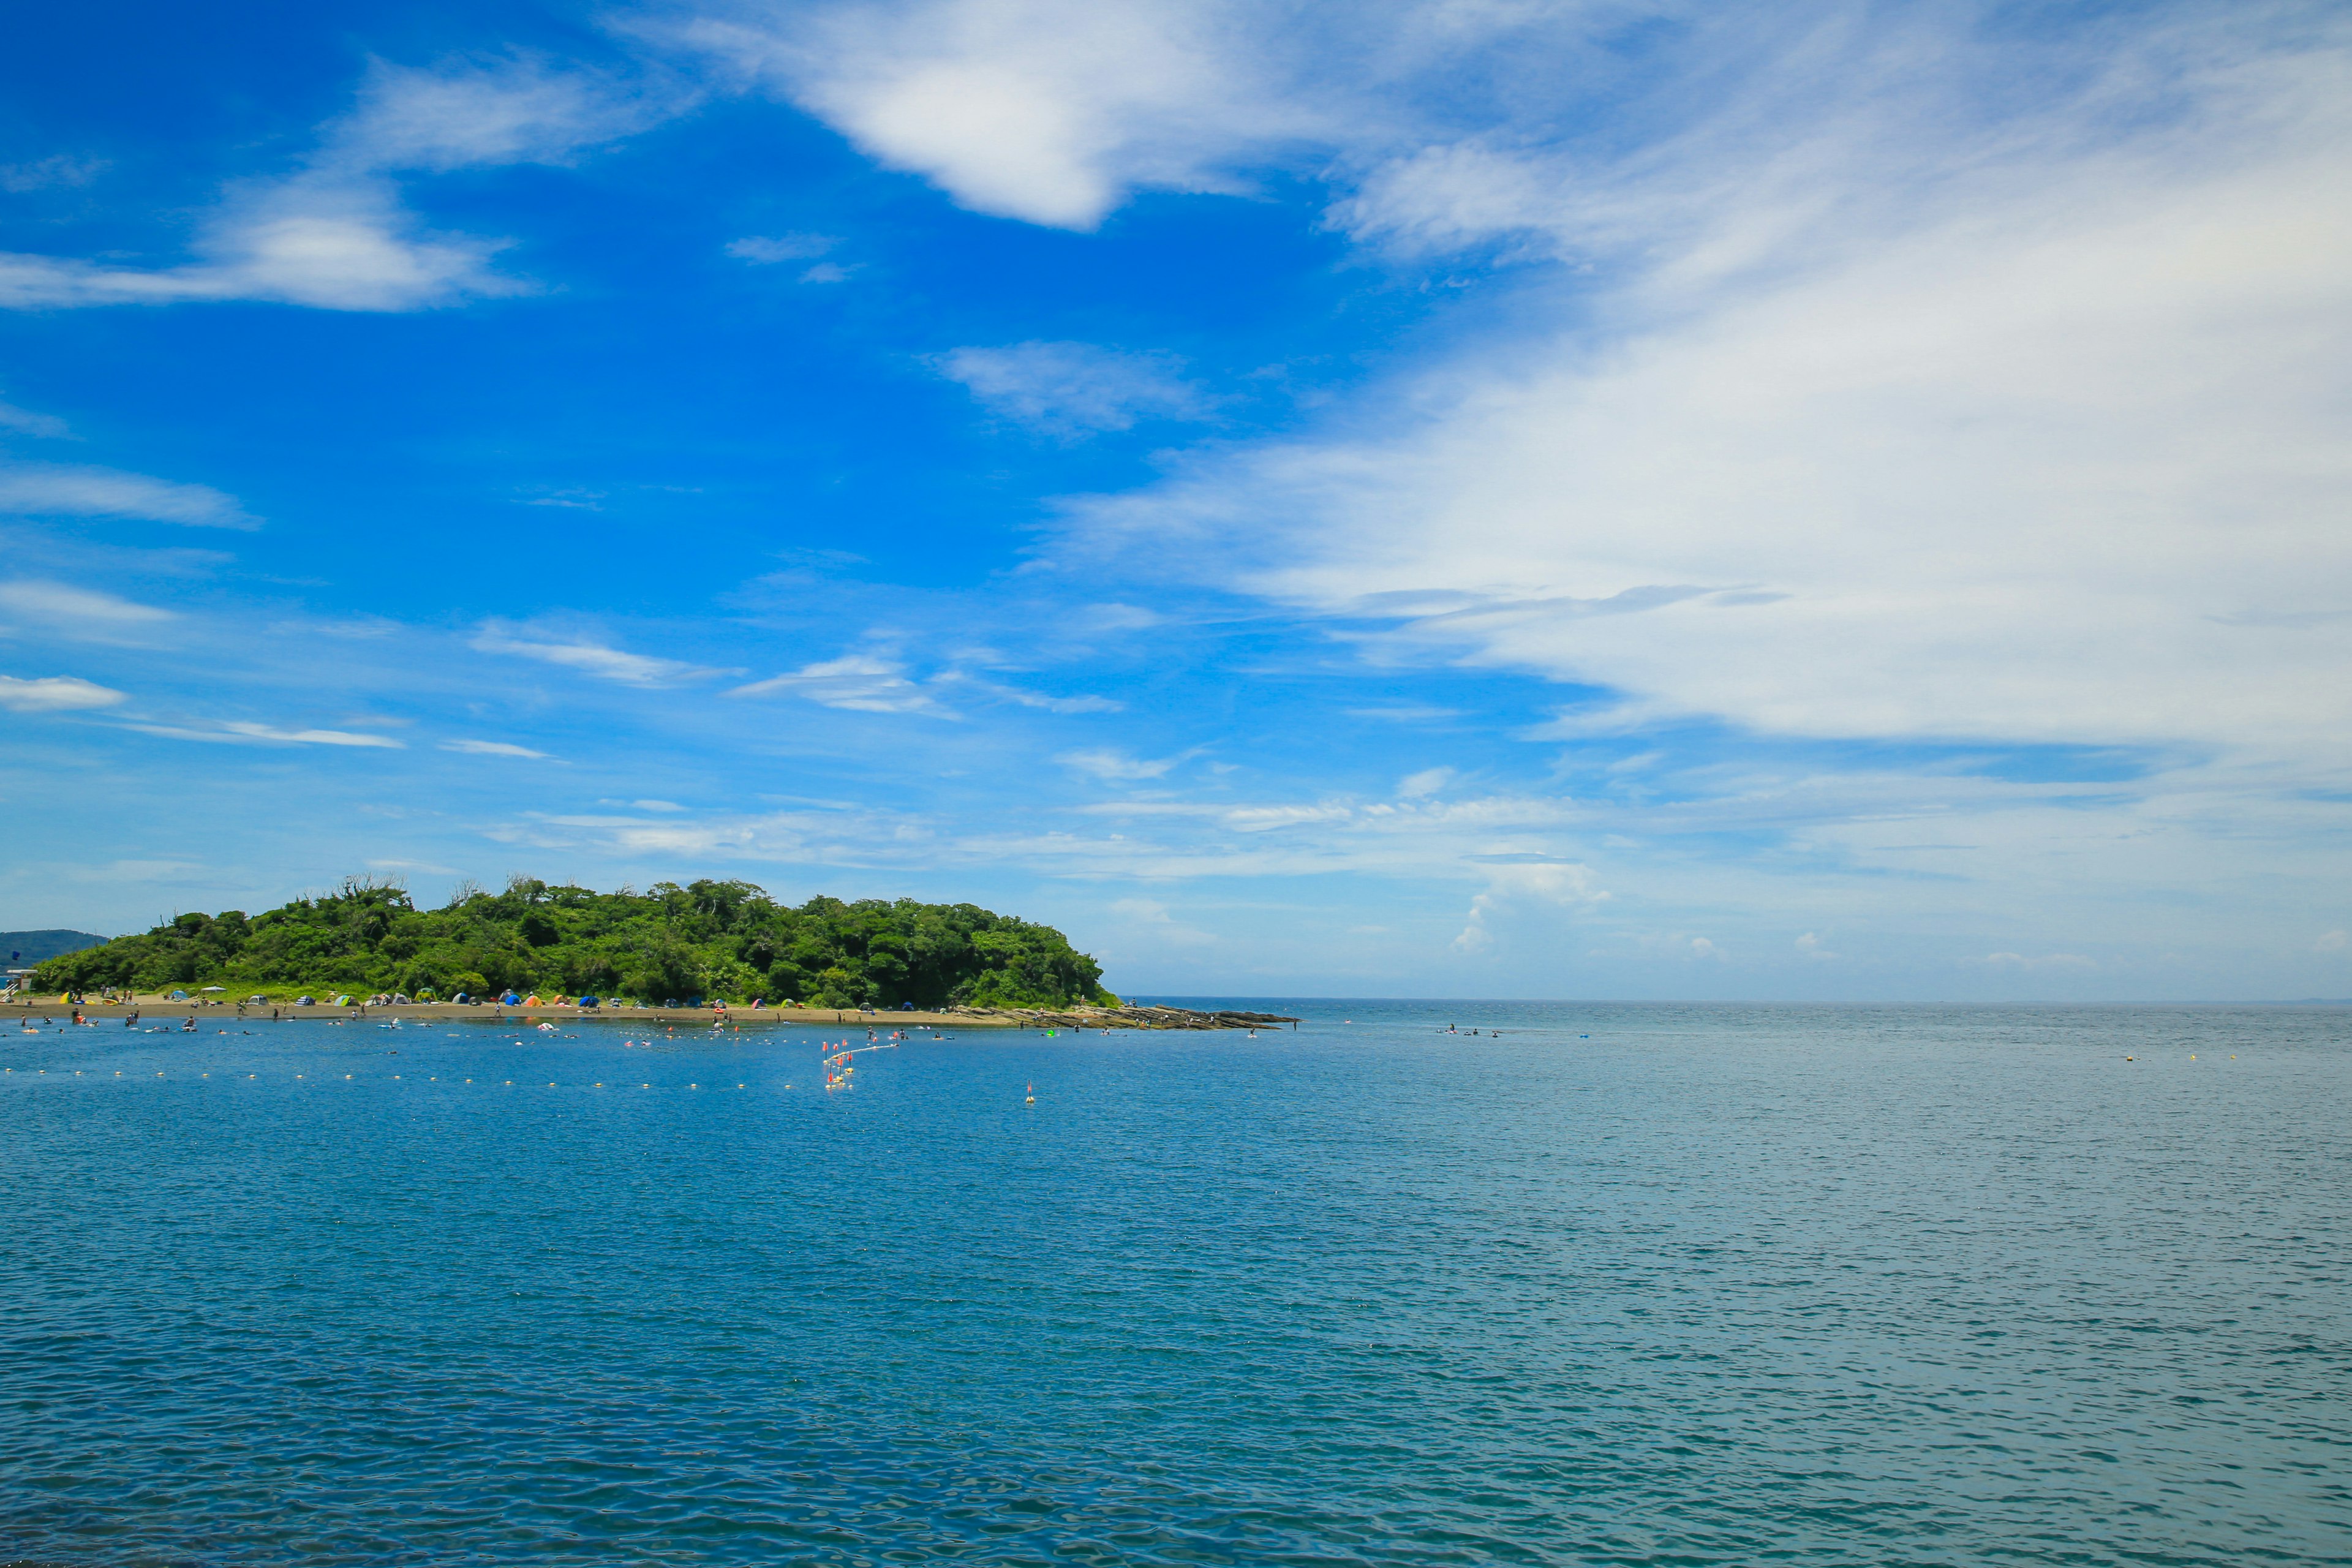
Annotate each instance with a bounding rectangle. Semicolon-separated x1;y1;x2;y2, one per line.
472;624;729;687
0;398;73;439
442;738;552;758
934;341;1210;436
1062;11;2352;769
1056;747;1185;782
726;232;839;263
0;673;126;712
0;56;680;313
0;580;176;625
127;719;405;748
729;655;950;714
0;154;108;194
937;669;1122;713
0;463;253;527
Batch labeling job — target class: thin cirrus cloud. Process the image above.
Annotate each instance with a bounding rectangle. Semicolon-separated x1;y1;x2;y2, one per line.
1058;9;2352;769
0;56;679;314
0;462;254;527
730;655;949;714
934;341;1210;436
0;580;176;625
724;232;854;284
124;719;405;748
472;624;731;687
442;738;553;758
1055;747;1185;782
0;398;73;439
0;673;126;712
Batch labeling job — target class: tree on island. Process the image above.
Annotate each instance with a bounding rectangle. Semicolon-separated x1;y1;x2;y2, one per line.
31;876;1117;1009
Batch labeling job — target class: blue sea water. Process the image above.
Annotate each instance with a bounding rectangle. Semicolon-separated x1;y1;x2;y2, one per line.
1;1000;2346;1566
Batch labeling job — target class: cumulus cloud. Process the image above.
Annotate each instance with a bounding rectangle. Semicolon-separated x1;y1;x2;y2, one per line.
1455;857;1609;951
668;0;1320;228
0;462;254;527
934;341;1209;436
0;674;126;712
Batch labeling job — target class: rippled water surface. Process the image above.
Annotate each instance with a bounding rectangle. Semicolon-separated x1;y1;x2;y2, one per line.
2;1000;2347;1566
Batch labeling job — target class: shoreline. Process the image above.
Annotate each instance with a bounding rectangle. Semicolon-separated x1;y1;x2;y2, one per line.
5;998;1299;1031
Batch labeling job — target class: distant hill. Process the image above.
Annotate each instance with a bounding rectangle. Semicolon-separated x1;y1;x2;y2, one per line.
2;929;108;968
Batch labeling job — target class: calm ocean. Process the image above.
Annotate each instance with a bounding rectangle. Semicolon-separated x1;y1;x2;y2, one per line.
1;1000;2345;1566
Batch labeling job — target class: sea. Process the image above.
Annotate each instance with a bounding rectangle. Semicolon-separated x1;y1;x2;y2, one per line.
1;999;2345;1566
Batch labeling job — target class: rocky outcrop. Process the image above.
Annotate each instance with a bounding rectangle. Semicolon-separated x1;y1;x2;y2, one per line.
945;1005;1298;1030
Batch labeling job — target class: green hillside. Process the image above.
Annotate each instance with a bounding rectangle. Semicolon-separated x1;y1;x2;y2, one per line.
29;878;1114;1008
2;929;108;967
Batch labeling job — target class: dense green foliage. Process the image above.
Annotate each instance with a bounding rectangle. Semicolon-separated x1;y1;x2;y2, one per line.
30;878;1115;1008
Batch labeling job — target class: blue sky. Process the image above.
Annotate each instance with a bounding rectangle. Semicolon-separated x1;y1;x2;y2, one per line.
3;0;2349;999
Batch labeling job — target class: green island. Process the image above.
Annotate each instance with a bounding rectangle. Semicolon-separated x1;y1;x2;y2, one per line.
28;877;1117;1010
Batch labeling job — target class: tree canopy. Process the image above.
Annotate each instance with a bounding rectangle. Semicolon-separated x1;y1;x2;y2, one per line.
31;877;1115;1008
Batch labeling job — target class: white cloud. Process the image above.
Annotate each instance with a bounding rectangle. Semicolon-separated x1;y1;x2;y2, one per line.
1057;747;1182;782
0;463;253;527
729;655;949;713
442;738;551;758
1795;931;1839;960
0;398;72;439
1978;952;2097;971
935;341;1208;436
0;674;126;712
0;581;175;624
671;0;1318;228
0;154;108;194
472;625;727;687
2315;930;2347;952
0;176;514;314
1066;15;2352;769
1398;766;1452;798
0;56;672;314
727;232;839;263
330;55;665;173
127;720;404;748
935;669;1122;712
